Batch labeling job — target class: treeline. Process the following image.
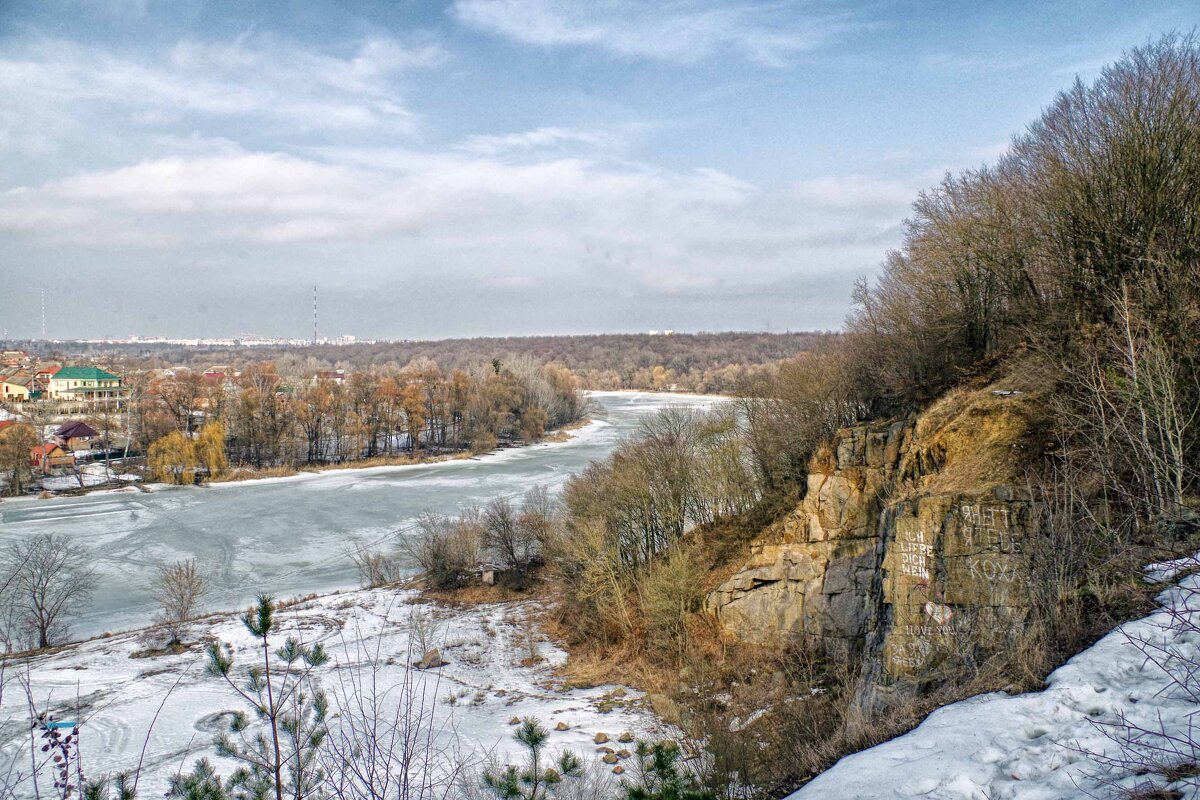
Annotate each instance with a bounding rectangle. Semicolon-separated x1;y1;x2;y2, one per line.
140;356;586;479
842;34;1199;522
65;331;830;395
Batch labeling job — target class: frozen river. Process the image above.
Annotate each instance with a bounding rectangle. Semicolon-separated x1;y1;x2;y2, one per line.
0;392;721;639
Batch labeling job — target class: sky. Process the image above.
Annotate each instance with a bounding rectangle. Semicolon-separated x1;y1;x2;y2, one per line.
0;1;1194;341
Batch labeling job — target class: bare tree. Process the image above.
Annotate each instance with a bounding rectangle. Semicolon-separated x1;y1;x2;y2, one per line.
152;558;209;645
0;423;40;497
1;534;97;649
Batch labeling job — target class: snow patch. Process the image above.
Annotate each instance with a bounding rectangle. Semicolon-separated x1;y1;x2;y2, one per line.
791;557;1200;799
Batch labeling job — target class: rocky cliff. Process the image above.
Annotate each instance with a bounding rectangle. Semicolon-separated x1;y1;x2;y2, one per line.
708;384;1043;692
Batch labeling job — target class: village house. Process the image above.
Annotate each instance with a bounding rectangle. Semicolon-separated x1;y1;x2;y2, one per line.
47;366;129;404
54;420;101;452
30;442;74;475
32;364;61;392
1;373;36;402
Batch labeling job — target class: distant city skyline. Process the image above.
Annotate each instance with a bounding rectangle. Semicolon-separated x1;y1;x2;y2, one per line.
1;0;1195;339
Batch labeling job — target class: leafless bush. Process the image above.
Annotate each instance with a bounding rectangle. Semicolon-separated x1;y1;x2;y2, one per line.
638;544;705;665
408;606;444;655
402;511;485;589
321;598;469;800
1077;563;1200;798
152;558;209;645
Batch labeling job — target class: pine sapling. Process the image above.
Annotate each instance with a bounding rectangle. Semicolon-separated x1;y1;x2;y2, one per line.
482;717;583;800
201;595;329;800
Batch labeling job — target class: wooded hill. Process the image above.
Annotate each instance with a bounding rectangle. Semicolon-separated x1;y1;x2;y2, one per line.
44;331;832;394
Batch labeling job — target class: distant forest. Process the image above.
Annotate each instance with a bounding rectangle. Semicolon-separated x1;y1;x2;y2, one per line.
49;331;833;394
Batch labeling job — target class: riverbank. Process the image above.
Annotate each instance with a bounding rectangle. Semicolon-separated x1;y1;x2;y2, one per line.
198;416;598;491
6;417;596;501
207;449;474;484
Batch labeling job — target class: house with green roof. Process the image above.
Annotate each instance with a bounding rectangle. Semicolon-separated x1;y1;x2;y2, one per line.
47;367;128;404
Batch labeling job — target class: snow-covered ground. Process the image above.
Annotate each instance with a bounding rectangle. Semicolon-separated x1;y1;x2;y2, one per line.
40;463;140;491
793;558;1200;800
1;586;669;797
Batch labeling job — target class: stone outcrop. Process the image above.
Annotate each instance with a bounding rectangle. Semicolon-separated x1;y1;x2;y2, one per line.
708;387;1040;688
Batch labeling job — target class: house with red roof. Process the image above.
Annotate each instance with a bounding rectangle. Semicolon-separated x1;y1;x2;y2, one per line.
30;442;74;474
32;364;61;392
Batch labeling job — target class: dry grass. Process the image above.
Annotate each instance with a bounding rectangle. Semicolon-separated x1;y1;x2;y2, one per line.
129;640;197;659
540;417;592;443
207;465;299;482
907;381;1049;497
1121;785;1184;800
419;582;526;607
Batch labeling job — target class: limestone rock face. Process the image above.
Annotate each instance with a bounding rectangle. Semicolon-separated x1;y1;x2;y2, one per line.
706;419;908;652
877;494;1032;679
707;395;1036;687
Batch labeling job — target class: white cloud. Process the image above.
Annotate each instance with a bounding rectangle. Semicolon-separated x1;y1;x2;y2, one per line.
0;33;445;158
789;175;917;211
0;143;909;309
451;0;855;67
457;126;615;156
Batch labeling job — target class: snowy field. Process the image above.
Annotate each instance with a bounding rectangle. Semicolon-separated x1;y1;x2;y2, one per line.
1;586;671;797
792;558;1200;800
0;392;724;638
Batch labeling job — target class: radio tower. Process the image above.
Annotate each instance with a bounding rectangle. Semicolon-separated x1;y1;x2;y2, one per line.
312;285;318;345
40;288;46;340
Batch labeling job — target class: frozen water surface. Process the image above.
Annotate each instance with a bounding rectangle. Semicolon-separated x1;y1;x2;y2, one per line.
0;392;722;638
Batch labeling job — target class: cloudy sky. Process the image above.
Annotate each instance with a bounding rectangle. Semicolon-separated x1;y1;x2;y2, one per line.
0;1;1193;340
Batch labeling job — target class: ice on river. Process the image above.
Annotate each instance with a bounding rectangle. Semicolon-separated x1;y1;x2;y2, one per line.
0;392;723;639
